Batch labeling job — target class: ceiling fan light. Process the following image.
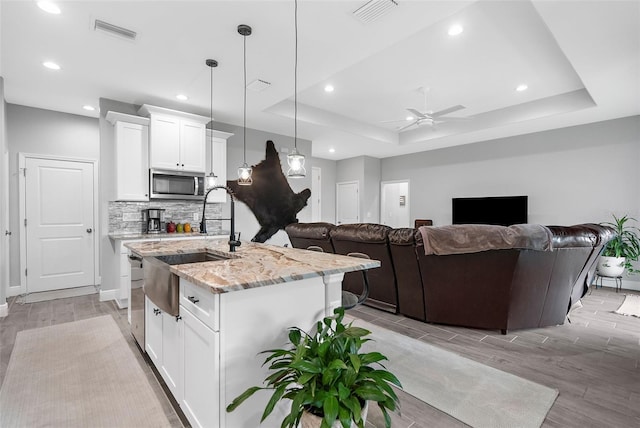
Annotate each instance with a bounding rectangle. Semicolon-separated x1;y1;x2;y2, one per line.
448;24;464;36
287;148;306;178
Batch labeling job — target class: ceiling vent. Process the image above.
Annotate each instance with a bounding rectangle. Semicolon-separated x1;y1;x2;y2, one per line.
353;0;398;24
94;19;137;41
247;79;272;92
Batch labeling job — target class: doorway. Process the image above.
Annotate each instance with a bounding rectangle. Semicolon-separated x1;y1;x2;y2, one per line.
380;180;410;228
19;155;98;295
336;181;359;225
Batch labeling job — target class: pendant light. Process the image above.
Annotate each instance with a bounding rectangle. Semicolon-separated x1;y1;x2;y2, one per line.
237;24;253;186
287;0;306;178
206;58;218;189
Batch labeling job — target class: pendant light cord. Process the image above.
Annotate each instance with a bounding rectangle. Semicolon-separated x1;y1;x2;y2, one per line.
294;0;298;150
210;63;214;171
243;34;247;165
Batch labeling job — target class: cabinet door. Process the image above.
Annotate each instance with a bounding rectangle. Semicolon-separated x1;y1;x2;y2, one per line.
150;115;181;170
180;120;206;172
145;296;163;367
115;121;149;201
182;306;219;428
161;311;184;403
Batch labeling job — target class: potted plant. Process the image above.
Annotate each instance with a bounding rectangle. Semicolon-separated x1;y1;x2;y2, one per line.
225;307;401;428
598;214;640;276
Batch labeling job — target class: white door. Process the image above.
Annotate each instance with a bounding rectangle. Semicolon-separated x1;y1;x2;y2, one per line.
336;181;359;225
25;157;95;293
311;167;321;222
381;180;410;228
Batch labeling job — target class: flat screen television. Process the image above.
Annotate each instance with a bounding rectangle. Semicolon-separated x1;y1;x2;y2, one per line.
452;196;528;226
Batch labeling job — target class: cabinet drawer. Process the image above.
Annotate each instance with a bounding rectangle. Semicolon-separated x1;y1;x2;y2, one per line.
180;280;219;331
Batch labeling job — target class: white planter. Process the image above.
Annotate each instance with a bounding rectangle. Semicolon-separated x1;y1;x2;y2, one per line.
597;256;625;277
299;402;368;428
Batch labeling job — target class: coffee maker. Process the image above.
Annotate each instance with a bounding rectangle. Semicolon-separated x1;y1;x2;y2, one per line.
145;208;165;234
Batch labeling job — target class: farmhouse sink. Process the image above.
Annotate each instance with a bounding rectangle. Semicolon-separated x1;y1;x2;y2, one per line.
143;251;230;316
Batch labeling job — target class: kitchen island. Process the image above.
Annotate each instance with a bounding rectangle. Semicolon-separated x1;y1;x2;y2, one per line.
125;238;379;428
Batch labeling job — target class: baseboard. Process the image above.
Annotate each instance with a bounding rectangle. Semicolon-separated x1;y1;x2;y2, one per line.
22;285;98;304
596;277;640;292
99;288;119;302
115;298;129;309
0;302;8;317
8;285;23;297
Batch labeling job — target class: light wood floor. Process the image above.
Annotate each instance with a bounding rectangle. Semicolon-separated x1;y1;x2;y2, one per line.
1;287;638;428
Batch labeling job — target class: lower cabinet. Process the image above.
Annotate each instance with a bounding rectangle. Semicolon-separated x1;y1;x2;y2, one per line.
144;295;218;428
181;305;219;428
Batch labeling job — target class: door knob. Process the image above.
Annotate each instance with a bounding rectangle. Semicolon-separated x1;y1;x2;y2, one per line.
86;228;93;233
4;230;10;236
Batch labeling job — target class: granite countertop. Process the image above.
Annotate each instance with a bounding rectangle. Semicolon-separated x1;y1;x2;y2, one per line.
109;231;230;241
124;239;380;294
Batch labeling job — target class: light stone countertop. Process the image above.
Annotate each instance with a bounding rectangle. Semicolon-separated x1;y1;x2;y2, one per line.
109;231;229;241
125;239;380;294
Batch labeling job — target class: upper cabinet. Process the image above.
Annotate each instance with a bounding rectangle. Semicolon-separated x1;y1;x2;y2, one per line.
106;111;150;201
138;104;209;173
205;129;233;203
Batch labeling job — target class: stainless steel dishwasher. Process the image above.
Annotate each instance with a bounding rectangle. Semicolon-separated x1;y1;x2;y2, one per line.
128;254;145;349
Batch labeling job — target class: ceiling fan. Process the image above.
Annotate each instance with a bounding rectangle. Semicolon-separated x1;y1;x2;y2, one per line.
383;87;468;131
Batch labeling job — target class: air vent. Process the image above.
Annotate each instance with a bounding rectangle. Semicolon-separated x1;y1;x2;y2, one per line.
353;0;398;24
94;19;137;41
247;79;272;92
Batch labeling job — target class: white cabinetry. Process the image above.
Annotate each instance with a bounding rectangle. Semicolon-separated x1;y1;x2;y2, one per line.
205;129;233;203
145;296;163;367
138;104;209;173
161;310;184;402
105;112;149;201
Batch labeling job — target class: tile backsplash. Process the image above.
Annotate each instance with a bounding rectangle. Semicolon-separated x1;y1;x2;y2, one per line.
109;201;223;234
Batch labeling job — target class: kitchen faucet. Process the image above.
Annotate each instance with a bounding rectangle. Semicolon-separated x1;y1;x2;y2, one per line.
200;185;241;252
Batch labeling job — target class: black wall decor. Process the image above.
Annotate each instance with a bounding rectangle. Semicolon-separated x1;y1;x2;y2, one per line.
228;140;311;243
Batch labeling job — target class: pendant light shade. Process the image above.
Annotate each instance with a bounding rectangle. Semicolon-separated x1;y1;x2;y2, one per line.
206;58;218;189
287;0;305;178
238;24;253;186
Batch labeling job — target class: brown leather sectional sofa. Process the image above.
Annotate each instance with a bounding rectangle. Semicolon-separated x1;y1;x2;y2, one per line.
285;222;614;333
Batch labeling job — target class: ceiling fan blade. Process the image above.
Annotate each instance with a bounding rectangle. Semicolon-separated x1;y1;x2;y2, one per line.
431;105;465;117
380;119;409;123
398;121;418;131
406;108;427;119
435;116;470;122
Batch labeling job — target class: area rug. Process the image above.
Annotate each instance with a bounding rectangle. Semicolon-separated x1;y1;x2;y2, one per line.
0;315;172;427
351;317;558;428
614;294;640;317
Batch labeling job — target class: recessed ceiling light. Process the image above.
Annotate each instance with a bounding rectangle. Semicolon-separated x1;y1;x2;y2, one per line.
516;84;528;92
406;116;414;121
82;105;95;111
42;61;61;70
324;85;334;93
37;1;61;14
329;148;335;153
448;24;464;36
176;94;188;101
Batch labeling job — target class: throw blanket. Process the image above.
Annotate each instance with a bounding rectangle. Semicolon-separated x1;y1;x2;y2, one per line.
419;224;553;255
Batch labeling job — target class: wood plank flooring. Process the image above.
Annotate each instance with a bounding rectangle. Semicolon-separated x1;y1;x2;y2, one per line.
1;287;638;428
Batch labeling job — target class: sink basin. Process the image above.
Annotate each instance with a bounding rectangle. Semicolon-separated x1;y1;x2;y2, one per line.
143;251;229;317
154;251;230;265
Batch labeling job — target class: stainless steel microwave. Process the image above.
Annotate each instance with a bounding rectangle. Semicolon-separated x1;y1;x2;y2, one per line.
149;169;205;200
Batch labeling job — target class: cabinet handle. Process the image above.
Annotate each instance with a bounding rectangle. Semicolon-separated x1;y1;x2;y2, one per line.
175;315;182;322
187;296;199;304
153;308;161;316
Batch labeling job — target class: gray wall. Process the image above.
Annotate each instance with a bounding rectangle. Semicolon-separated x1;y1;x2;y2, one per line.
0;77;7;310
6;104;99;289
380;116;640;227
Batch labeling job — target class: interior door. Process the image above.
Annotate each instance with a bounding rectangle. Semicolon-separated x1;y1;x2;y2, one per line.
336;181;359;225
311;167;321;222
381;180;410;228
25;157;95;293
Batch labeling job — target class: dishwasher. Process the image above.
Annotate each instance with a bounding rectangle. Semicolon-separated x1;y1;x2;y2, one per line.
128;254;145;349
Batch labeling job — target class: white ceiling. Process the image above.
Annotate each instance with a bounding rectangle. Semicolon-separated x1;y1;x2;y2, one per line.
1;0;639;160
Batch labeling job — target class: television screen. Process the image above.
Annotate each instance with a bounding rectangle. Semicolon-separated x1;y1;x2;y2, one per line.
452;196;528;226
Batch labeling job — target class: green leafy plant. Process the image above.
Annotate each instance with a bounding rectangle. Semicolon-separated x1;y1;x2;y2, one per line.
225;307;401;428
602;214;640;274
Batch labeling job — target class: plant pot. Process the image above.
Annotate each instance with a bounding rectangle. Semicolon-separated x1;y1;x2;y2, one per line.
597;256;625;277
299;402;368;428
